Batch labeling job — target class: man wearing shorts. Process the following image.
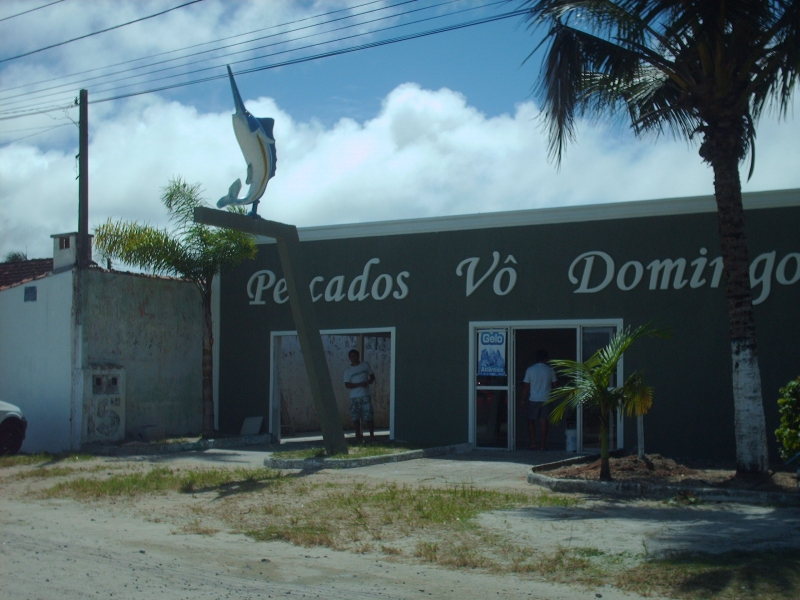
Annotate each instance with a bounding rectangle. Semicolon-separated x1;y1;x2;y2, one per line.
343;349;375;442
521;349;558;450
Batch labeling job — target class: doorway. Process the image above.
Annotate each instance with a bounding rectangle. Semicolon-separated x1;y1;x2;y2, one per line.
270;328;395;442
514;329;576;451
470;320;623;451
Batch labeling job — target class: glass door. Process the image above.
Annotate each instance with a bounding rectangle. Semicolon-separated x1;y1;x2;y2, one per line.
578;326;618;452
474;328;510;449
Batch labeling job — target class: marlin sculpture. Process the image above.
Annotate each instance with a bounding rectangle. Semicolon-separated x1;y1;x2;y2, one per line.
217;65;277;217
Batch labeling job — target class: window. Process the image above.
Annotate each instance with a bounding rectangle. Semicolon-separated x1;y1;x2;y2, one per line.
24;286;37;302
59;236;70;250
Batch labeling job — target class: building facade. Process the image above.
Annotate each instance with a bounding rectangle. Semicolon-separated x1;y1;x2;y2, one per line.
0;234;203;452
216;189;800;461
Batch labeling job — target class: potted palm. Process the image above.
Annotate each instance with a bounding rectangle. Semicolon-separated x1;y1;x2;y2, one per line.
547;324;666;481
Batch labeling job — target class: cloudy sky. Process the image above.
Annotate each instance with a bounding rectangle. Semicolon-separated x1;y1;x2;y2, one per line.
1;0;799;261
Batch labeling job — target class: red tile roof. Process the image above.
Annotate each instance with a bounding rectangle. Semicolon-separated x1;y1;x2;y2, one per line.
0;259;53;289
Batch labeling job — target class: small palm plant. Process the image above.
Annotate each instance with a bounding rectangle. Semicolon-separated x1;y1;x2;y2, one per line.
94;177;256;435
548;324;666;480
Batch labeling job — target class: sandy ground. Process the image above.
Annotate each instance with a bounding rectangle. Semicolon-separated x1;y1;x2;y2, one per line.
2;447;799;599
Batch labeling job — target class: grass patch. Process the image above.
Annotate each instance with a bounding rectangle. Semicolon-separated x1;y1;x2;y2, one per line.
617;549;800;599
14;464;128;480
241;481;579;552
273;441;414;460
0;453;94;469
41;466;283;499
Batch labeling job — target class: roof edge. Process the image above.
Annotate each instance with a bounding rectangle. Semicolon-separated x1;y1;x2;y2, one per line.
256;187;799;245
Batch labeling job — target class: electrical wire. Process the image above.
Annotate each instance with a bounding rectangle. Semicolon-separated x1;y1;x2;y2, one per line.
0;1;498;115
0;0;473;110
0;122;72;144
0;7;527;121
0;0;66;24
0;0;206;64
0;0;388;95
96;8;528;104
0;0;431;106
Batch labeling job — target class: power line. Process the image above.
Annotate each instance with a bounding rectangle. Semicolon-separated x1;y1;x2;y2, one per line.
0;122;71;144
0;0;206;64
0;0;388;95
0;0;430;106
1;1;501;115
0;0;469;110
0;123;71;134
96;9;528;104
0;8;527;121
89;1;496;102
0;0;65;24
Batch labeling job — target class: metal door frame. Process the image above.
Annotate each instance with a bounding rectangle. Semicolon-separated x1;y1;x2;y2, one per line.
469;319;624;450
270;327;396;442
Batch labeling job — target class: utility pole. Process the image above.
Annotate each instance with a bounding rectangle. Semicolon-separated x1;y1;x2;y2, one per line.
77;89;90;268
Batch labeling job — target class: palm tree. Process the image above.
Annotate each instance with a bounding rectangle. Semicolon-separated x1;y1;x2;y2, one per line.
4;251;27;262
521;0;799;474
548;324;665;480
94;177;256;436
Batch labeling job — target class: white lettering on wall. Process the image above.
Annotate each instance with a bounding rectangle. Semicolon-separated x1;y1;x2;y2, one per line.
393;271;410;299
569;248;797;305
750;252;776;305
568;251;615;293
246;258;410;305
647;258;688;290
247;270;276;305
777;253;800;285
457;252;518;297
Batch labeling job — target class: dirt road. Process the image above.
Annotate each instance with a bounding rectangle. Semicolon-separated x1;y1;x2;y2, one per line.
2;448;798;599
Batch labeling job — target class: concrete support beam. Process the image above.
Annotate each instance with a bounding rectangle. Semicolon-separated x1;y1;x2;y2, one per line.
193;207;347;456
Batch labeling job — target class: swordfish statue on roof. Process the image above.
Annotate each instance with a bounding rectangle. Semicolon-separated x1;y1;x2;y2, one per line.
217;65;277;218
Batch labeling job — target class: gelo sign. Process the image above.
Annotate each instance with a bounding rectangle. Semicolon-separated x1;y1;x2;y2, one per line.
477;329;506;376
480;331;505;345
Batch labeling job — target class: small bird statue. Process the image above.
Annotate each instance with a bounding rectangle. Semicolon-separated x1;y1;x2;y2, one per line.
217;65;277;217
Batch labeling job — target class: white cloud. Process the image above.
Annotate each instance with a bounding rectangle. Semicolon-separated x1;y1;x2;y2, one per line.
2;82;799;261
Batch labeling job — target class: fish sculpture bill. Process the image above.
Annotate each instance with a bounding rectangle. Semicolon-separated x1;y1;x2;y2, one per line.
217;65;277;216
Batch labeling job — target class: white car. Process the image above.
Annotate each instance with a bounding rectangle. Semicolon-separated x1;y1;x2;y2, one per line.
0;401;27;455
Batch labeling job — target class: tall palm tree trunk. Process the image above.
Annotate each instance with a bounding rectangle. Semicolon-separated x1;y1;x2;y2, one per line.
702;129;769;473
201;289;215;436
599;414;611;481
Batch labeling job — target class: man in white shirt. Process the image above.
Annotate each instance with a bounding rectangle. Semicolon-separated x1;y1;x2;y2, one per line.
343;349;376;442
520;349;558;450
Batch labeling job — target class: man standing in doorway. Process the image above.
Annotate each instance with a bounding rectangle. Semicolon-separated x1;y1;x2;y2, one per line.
521;349;558;450
344;349;376;442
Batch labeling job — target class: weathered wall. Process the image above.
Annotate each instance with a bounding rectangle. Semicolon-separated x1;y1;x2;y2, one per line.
83;270;202;439
0;271;74;452
276;334;391;433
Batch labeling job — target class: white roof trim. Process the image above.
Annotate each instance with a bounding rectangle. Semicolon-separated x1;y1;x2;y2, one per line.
256;188;799;244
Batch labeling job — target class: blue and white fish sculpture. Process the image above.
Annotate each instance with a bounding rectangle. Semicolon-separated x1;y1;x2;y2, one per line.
217;65;277;216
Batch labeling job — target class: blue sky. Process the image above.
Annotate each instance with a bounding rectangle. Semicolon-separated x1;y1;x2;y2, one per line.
1;0;799;261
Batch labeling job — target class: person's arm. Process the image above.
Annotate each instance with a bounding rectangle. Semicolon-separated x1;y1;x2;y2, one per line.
520;382;530;407
344;370;356;389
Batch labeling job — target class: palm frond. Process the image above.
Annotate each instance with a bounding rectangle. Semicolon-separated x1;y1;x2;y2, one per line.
519;0;800;174
94;177;256;291
94;220;195;277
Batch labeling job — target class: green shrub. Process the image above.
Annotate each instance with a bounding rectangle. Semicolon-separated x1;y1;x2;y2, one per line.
775;376;800;461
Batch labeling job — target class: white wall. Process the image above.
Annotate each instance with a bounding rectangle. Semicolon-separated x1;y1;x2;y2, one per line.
0;272;74;453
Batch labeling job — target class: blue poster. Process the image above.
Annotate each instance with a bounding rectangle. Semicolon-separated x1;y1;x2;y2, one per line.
477;329;506;376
